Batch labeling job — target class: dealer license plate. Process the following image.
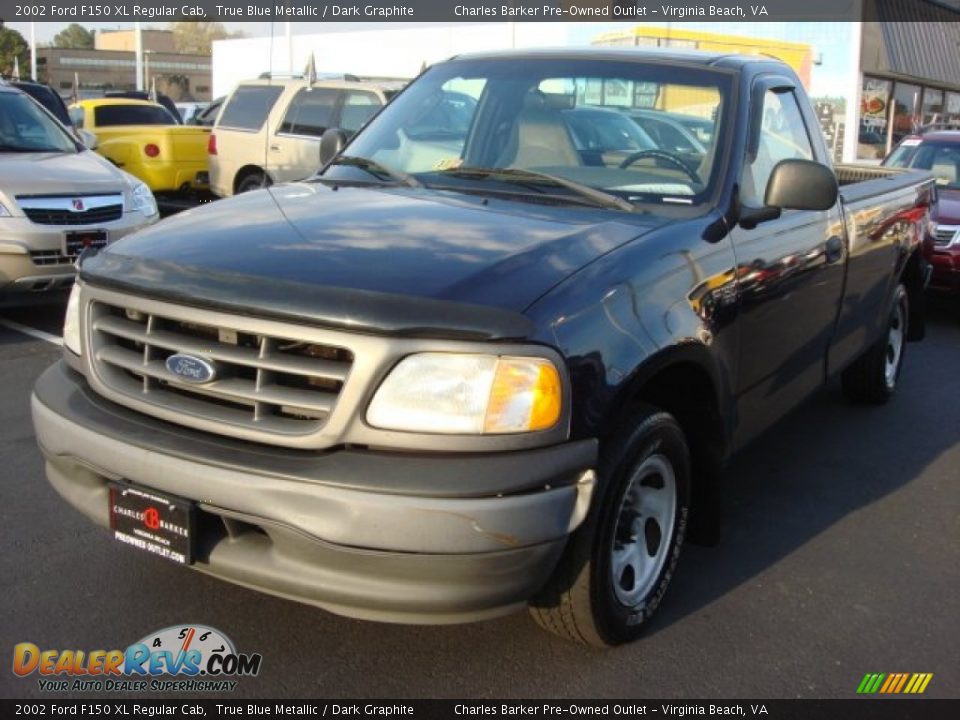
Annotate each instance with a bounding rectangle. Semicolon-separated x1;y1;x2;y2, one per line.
109;484;195;565
63;230;108;261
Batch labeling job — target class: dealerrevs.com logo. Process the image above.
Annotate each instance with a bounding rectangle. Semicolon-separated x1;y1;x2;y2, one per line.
13;625;262;692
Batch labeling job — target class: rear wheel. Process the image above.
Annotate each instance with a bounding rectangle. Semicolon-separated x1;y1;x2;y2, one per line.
529;406;691;646
842;284;909;404
236;171;271;194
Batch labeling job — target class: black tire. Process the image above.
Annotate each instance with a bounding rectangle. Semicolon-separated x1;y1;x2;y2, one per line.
529;405;691;646
842;284;909;405
236;172;270;194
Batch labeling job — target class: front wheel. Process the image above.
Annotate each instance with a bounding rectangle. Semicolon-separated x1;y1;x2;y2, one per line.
842;284;909;404
529;406;691;646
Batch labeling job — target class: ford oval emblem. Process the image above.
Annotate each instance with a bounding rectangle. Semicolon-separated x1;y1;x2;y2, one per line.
165;353;217;384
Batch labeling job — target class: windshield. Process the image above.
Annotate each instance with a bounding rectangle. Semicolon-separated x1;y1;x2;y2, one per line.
0;92;78;153
885;139;960;190
327;57;731;207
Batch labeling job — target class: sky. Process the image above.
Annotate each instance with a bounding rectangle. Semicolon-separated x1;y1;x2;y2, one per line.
5;20;854;96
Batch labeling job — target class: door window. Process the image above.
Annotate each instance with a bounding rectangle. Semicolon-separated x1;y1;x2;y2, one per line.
339;90;381;136
742;90;814;207
218;85;283;131
279;88;339;137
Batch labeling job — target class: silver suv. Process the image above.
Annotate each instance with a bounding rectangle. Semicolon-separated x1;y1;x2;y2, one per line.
208;77;402;197
0;83;159;298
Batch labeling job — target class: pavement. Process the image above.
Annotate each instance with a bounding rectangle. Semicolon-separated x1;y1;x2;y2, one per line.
0;297;957;700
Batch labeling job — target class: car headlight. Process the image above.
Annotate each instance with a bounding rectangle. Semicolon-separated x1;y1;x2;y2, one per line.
367;353;563;434
63;282;82;357
130;182;158;217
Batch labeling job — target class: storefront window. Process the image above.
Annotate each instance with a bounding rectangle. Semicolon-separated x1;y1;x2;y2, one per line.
891;82;921;147
922;87;945;127
858;76;891;160
947;93;960;124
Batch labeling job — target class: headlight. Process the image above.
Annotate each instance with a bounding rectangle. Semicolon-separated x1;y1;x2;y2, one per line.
367;353;563;434
130;182;158;217
63;282;82;356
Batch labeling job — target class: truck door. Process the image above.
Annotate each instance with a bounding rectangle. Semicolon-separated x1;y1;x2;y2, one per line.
730;81;847;447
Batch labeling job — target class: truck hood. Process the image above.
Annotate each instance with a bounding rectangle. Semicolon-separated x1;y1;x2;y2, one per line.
83;182;664;337
0;150;128;196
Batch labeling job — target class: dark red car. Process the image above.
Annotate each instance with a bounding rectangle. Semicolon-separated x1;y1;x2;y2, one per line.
884;131;960;296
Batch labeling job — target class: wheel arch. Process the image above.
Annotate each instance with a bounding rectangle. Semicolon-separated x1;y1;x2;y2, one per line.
602;344;733;543
900;246;927;342
233;164;272;194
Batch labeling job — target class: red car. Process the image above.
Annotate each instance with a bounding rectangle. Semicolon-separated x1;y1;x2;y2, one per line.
884;131;960;295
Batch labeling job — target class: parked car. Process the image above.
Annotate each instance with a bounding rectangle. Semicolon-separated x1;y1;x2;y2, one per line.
69;98;211;198
883;131;960;295
0;84;158;300
190;96;224;127
209;78;399;196
176;102;209;125
627;108;712;173
34;50;933;647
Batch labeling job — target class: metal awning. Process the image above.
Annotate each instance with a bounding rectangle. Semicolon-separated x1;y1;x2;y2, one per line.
869;0;960;87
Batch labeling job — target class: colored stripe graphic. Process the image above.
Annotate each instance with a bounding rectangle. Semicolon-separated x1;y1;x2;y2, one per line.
857;673;933;694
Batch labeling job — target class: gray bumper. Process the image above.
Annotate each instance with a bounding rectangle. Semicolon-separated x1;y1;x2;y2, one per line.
32;362;597;623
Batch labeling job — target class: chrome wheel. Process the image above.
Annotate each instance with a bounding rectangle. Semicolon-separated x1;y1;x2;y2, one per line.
610;453;677;607
884;301;905;390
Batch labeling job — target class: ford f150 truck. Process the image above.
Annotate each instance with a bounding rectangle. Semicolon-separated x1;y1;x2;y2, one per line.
32;50;934;647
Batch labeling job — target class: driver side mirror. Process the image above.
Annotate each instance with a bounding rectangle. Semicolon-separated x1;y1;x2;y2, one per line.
740;159;838;229
319;127;348;167
77;129;98;151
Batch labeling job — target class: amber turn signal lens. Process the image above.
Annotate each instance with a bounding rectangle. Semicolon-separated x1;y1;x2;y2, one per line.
484;357;562;433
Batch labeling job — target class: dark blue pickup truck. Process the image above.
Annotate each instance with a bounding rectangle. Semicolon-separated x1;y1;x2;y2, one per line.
32;49;934;646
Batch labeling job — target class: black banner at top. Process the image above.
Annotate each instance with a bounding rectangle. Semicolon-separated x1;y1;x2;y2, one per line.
2;0;960;23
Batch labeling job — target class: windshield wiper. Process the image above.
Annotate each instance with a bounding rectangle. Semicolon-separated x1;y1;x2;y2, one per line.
440;166;635;212
328;155;422;188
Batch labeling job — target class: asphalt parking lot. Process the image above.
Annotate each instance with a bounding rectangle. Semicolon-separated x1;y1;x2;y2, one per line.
1;297;957;700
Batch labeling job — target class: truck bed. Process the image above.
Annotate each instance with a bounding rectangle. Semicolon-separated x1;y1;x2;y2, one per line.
835;164;934;206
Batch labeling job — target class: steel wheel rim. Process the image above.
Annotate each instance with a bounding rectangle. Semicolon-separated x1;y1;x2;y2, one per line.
610;453;677;607
884;301;905;389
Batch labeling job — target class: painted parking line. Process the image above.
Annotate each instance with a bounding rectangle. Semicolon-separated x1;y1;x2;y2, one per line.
0;319;63;347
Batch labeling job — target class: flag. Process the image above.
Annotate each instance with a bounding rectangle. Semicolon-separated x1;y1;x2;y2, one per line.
149;76;157;103
304;52;317;85
71;72;80;105
12;56;20;80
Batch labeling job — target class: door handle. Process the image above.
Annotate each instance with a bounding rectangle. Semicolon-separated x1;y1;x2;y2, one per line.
825;236;844;264
269;144;281;152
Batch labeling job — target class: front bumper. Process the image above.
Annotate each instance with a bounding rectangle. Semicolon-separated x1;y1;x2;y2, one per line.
0;213;155;294
32;362;597;624
928;247;960;295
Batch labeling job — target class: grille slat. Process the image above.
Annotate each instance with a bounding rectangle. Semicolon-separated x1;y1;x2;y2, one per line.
934;226;957;246
89;300;353;441
95;346;337;414
93;314;349;381
23;205;122;226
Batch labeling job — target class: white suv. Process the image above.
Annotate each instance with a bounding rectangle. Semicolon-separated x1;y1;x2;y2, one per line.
209;77;402;197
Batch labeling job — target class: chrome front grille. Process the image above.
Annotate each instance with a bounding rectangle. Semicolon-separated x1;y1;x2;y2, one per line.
934;225;958;246
88;297;354;444
17;194;124;226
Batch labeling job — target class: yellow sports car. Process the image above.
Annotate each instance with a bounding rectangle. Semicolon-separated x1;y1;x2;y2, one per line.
69;98;210;196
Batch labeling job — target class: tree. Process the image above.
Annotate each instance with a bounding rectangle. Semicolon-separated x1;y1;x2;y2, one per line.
170;22;242;55
53;23;95;49
0;24;28;78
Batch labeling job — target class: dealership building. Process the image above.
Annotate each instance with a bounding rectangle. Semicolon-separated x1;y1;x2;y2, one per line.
37;29;213;101
210;1;960;162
